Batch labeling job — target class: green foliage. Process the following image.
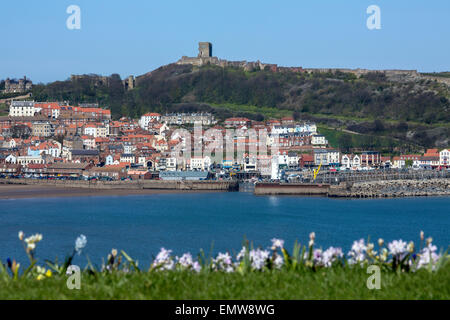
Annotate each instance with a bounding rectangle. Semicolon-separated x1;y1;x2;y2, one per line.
2;231;449;299
30;65;450;125
405;159;414;168
1;265;449;299
0;103;8;116
421;72;450;79
29;66;450;148
317;126;419;153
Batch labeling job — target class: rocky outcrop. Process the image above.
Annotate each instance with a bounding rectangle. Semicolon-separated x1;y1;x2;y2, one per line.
329;179;450;198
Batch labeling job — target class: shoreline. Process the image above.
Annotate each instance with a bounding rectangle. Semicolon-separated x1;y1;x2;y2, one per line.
0;184;224;200
0;179;449;200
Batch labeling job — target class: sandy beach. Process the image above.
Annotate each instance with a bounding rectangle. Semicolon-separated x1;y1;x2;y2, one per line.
0;184;223;200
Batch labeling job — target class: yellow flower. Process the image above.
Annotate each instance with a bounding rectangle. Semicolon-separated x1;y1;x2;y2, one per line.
407;241;415;253
36;274;45;281
45;269;52;278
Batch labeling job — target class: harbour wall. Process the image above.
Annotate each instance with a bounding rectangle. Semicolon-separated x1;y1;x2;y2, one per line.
0;179;239;191
254;183;330;195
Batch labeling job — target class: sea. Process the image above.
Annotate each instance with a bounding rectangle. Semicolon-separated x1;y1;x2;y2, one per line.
1;193;449;268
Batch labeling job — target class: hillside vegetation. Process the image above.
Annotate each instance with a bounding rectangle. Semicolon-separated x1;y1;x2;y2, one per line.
31;64;450;151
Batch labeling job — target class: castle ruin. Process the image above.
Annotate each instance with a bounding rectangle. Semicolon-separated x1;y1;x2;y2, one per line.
175;42;445;84
123;75;135;91
3;76;33;93
176;42;281;72
198;42;212;58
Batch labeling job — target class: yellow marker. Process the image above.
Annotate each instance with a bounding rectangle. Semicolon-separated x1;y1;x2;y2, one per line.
313;162;322;181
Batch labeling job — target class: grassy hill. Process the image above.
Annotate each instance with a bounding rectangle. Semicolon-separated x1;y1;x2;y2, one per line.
31;64;450;152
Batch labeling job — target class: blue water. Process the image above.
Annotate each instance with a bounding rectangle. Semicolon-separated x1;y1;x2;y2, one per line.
0;193;449;268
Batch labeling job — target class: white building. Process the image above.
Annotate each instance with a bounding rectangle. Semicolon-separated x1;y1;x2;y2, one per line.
311;134;328;146
82;136;96;150
341;154;361;169
271;123;318;135
139;113;161;130
314;149;340;166
166;157;177;171
287;151;299;168
190;156;211;171
39;141;61;158
84;125;108;138
243;155;258;172
440;149;449;166
17;156;44;165
105;155;115;166
120;154;135;164
327;150;340;166
123;143;135;154
271;156;279;180
5;154;17;164
9;101;38;117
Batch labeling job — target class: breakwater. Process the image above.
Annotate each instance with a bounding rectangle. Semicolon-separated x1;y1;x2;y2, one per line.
254;183;330;195
1;178;449;197
328;179;450;198
0;178;238;191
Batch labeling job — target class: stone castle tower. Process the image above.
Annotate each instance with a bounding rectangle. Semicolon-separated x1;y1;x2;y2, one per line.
198;42;212;58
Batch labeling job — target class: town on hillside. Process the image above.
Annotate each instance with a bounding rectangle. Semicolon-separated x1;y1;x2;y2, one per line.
0;100;449;183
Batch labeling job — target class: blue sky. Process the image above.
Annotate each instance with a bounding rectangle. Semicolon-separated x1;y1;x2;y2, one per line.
1;0;449;83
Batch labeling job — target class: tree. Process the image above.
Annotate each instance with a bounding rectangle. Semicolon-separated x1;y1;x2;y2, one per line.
338;134;353;152
405;159;413;168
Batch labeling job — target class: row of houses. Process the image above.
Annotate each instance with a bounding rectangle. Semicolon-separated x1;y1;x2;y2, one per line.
1;100;449;183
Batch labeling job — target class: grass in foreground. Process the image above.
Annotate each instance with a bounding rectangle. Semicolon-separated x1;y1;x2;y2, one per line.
1;265;449;300
2;232;448;299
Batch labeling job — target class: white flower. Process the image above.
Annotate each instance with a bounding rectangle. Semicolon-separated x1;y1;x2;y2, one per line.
213;252;234;272
312;249;323;265
74;234;87;255
25;233;43;245
176;252;201;272
347;239;367;265
322;247;343;267
416;243;441;270
249;248;270;270
388;240;407;256
236;246;248;261
192;261;201;273
152;248;175;271
273;255;284;269
271;238;284;250
18;231;24;241
177;253;194;267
